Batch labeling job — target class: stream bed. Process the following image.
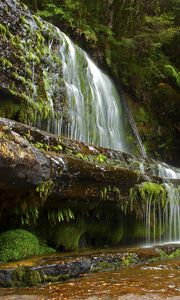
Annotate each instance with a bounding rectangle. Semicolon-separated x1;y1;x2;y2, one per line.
0;257;179;300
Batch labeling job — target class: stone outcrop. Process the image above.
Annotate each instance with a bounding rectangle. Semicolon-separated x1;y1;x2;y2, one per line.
1;117;178;212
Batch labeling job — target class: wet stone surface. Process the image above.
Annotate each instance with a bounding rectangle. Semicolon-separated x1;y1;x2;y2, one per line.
0;257;179;299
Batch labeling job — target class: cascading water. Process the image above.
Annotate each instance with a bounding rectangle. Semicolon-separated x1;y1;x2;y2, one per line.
13;10;178;246
142;162;180;245
36;26;179;246
36;27;141;155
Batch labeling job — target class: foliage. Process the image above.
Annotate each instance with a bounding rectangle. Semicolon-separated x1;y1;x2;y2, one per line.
47;208;75;225
0;229;55;262
164;65;180;87
130;181;167;207
21;0;179;98
0;229;39;262
36;179;55;204
15;207;39;226
122;253;139;267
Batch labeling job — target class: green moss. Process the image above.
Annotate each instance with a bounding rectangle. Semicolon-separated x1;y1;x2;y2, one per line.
0;23;7;37
54;223;84;250
107;224;124;244
0;229;55;263
38;245;56;255
0;98;20;120
129;220;146;239
169;249;180;258
0;229;39;262
122;253;139;267
33;15;43;28
0;57;13;68
12;267;43;287
91;260;121;272
10;266;70;287
86;219;124;247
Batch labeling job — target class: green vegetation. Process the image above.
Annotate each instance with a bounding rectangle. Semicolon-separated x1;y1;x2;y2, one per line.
47;208;75;225
91;260;121;272
122;253;139;267
164;65;180;87
20;0;180;164
36;179;55;204
0;229;55;263
22;0;179;95
54;223;84;250
0;229;39;262
12;267;43;287
130;182;167;208
10;266;69;287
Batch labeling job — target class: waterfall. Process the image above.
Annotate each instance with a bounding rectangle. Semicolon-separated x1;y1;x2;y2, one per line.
143;163;180;245
58;30;138;153
36;28;141;155
28;21;179;245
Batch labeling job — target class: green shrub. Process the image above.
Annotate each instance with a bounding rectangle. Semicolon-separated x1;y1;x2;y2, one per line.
0;229;55;262
0;229;39;262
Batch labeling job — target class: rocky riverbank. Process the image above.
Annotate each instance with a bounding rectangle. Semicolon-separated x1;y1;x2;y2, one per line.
0;244;179;287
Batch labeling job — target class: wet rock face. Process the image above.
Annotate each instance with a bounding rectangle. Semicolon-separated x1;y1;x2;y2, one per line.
0;0;65;126
0;121;50;187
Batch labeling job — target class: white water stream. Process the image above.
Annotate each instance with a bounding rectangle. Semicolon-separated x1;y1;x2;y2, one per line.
143;163;180;245
40;29;137;154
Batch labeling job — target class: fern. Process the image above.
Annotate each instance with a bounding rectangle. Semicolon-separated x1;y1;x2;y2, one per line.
164;65;180;87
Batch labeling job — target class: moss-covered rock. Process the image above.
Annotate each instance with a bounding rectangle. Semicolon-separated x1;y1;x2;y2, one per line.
0;0;66;126
11;267;43;287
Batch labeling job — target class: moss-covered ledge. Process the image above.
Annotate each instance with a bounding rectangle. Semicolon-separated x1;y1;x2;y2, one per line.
0;117;180;251
1;117;179;209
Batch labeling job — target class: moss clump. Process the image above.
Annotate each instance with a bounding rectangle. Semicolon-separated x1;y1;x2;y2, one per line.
0;229;55;262
38;243;56;255
54;223;84;250
122;253;139;267
91;260;121;272
0;98;20;120
12;267;43;287
169;249;180;258
107;223;124;244
10;267;70;287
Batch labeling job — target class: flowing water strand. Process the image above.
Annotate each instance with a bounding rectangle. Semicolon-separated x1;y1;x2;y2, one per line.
158;163;180;242
51;29;138;153
163;183;180;242
158;162;180;179
144;183;180;245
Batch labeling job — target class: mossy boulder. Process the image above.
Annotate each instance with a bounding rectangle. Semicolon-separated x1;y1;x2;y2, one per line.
0;229;55;262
